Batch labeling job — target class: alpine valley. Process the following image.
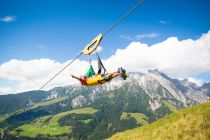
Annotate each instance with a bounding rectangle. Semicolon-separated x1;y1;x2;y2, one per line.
0;70;209;140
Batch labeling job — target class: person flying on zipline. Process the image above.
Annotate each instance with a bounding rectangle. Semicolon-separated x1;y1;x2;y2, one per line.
71;54;127;86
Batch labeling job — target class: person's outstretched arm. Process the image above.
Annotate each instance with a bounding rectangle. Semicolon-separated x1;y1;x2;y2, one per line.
71;75;80;81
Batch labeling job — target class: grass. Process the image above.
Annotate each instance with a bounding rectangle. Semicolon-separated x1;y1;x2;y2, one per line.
12;107;98;138
0;113;11;123
49;107;97;123
12;123;70;137
109;102;210;140
81;119;93;124
162;100;178;112
27;96;68;110
120;112;148;125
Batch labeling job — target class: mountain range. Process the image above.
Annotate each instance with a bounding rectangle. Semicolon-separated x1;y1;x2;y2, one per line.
0;69;209;139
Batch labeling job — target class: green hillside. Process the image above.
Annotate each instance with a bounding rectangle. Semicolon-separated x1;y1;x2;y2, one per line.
0;86;185;140
1;84;207;140
10;107;97;138
109;102;210;140
0;96;69;125
0;90;52;115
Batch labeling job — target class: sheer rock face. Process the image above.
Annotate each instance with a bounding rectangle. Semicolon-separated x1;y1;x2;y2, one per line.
71;95;87;108
149;100;161;111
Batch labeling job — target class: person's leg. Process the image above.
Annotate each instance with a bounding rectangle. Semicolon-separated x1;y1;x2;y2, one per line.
108;67;127;80
107;71;120;79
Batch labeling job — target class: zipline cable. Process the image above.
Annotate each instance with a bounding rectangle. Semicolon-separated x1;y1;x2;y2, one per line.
38;0;144;90
39;53;82;90
102;0;144;36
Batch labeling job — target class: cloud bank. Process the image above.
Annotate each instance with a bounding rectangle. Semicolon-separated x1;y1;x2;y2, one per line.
0;31;210;94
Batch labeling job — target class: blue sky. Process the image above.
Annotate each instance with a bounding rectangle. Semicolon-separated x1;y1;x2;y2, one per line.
1;0;209;62
0;0;210;93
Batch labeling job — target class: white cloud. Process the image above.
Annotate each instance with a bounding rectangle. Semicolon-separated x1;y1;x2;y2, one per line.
0;31;210;94
0;16;16;23
0;87;12;95
0;59;90;93
187;77;204;86
107;30;210;78
159;20;166;24
120;33;159;41
119;35;134;41
136;33;159;39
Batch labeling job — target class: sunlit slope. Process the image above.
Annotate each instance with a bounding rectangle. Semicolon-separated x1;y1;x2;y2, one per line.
109;102;210;140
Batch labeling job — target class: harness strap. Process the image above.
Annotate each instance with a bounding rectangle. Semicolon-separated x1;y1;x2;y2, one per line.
96;52;106;74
